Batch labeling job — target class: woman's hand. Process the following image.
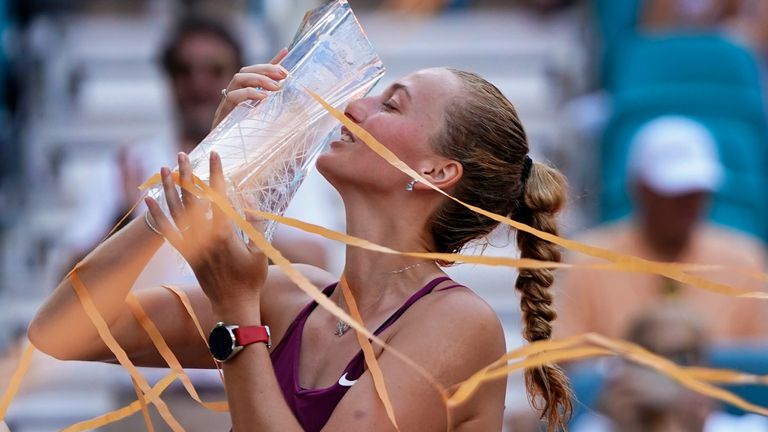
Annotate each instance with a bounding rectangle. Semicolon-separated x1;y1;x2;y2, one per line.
211;48;289;129
145;151;267;316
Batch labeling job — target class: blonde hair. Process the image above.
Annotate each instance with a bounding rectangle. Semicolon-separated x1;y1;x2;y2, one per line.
430;69;572;430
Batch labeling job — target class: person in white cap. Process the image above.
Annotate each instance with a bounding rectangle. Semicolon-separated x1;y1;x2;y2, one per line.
554;115;768;342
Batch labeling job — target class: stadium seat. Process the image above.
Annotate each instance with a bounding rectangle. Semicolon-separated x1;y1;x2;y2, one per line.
609;33;763;93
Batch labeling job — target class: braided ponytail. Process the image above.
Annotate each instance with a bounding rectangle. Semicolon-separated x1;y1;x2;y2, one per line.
515;161;572;430
431;69;573;429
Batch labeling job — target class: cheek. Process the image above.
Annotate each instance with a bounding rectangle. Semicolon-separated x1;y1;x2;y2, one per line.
370;117;431;158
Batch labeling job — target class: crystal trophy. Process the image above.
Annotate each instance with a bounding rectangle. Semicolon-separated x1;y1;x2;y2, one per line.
147;0;385;241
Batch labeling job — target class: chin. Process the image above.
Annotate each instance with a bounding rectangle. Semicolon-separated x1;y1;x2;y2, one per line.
316;151;342;189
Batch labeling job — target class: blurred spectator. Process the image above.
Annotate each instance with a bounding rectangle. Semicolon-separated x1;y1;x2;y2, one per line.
555;115;768;342
572;302;768;432
641;0;768;53
116;15;244;220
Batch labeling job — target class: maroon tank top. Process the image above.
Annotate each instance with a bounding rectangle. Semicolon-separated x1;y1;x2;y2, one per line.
269;276;462;431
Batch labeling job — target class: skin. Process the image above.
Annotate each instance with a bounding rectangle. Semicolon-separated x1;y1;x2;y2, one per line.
634;182;709;261
28;57;507;431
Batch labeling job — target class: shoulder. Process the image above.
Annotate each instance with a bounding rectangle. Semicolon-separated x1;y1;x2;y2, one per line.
697;224;766;267
565;221;634;263
395;284;505;377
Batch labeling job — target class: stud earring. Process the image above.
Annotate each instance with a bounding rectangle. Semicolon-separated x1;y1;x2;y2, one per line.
405;179;417;192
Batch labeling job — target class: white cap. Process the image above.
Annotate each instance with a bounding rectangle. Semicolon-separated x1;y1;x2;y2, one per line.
628;115;723;196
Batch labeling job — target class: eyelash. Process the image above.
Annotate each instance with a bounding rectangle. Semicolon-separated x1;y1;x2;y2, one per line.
382;99;398;112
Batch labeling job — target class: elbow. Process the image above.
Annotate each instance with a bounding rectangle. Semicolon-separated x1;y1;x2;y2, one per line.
27;318;80;361
26;318;57;359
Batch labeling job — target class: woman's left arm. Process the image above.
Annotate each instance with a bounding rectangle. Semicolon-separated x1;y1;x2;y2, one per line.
147;151;304;431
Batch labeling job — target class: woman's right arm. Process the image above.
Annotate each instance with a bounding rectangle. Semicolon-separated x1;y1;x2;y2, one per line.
27;216;183;362
28;213;335;368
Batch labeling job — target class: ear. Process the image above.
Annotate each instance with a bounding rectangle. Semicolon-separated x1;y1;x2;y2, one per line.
415;158;463;191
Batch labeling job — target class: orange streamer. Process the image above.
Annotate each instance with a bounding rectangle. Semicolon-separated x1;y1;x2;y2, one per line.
61;372;178;432
126;294;228;412
0;343;35;420
340;276;401;430
68;270;184;431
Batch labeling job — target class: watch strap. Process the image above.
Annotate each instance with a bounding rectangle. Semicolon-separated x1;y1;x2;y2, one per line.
234;325;271;349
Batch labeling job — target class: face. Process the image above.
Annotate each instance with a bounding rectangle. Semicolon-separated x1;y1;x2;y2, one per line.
316;68;464;195
168;32;240;142
636;183;709;247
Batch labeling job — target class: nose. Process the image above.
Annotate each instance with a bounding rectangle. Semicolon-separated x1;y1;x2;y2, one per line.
343;96;374;124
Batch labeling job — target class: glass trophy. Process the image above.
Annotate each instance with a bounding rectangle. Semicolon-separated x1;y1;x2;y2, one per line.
147;0;385;241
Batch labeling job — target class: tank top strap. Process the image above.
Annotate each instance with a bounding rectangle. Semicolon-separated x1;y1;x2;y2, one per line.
372;276;453;336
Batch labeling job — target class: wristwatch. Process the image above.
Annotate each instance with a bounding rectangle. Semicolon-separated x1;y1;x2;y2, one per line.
208;322;271;362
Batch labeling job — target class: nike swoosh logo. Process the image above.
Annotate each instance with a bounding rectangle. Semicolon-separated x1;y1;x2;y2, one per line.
338;373;357;387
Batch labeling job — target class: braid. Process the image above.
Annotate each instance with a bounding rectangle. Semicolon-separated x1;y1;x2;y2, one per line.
431;69;573;429
515;162;572;431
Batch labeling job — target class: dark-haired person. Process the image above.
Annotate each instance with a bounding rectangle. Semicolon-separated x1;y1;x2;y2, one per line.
29;61;571;430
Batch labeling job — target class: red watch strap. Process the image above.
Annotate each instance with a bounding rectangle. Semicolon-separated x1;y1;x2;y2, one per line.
233;326;271;348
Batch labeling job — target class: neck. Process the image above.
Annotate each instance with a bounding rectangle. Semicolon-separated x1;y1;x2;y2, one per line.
339;193;443;313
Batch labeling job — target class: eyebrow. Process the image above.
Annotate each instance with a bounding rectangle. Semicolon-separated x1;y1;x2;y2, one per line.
390;83;412;101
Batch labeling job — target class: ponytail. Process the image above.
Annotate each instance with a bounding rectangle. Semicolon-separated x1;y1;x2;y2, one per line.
515;161;572;431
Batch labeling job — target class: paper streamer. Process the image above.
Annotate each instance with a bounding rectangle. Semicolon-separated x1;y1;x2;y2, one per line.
169;169;768;420
305;89;768;300
246;209;722;274
126;294;228;412
0;343;35;420
339;276;401;430
60;372;178;432
131;376;154;432
447;333;768;417
160;284;225;385
68;270;184;431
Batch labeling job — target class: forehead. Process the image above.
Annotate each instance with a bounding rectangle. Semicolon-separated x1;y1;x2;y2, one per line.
397;68;464;121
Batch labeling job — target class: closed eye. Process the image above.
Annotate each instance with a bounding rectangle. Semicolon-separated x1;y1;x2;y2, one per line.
382;99;398;112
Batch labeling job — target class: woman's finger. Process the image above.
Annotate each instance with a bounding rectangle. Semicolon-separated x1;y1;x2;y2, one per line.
209;151;228;225
270;47;288;65
161;166;188;231
178;152;201;214
145;197;187;253
232;65;288;84
230;72;282;92
223;87;269;106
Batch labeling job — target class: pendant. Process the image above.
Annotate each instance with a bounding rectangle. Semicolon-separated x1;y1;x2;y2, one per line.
335;320;350;337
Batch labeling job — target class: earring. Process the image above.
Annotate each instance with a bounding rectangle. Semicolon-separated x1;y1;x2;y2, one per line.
405;179;417;192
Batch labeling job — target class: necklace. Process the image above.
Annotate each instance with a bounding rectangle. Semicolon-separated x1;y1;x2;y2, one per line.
334;261;437;337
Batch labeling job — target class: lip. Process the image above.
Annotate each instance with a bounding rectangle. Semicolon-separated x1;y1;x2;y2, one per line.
329;126;357;150
340;126;357;143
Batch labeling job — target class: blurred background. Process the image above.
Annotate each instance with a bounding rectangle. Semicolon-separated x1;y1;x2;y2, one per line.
1;0;767;431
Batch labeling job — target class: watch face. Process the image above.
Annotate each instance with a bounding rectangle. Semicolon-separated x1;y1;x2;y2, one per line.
209;325;234;361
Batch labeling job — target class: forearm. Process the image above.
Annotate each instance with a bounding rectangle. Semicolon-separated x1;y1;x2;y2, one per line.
217;304;303;432
28;216;164;359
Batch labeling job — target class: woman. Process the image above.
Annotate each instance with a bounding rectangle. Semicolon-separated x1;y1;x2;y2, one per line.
28;58;570;430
